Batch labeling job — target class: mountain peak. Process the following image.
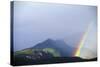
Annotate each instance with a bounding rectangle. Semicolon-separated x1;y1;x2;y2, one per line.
45;38;55;42
46;38;54;41
31;38;73;57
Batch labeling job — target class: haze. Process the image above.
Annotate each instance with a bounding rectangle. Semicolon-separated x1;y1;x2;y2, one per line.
13;2;97;51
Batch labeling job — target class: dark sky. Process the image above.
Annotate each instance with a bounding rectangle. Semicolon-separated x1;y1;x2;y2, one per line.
13;2;97;51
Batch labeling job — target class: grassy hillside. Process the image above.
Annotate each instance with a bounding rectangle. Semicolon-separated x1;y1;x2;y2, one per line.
14;48;61;57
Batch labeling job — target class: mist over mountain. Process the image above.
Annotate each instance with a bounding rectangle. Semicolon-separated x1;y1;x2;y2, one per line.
33;38;74;57
63;32;83;48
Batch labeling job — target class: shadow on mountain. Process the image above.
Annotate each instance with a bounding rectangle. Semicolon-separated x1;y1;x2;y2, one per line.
13;55;97;66
13;47;97;66
12;38;97;66
32;38;74;57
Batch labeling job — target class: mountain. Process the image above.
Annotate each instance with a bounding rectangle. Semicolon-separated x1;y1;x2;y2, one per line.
14;38;74;62
33;38;74;57
13;38;97;66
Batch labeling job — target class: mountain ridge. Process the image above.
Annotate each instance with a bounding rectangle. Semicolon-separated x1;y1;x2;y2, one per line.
32;38;74;57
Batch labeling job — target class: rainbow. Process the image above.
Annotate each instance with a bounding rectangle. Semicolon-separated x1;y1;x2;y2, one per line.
74;22;92;57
